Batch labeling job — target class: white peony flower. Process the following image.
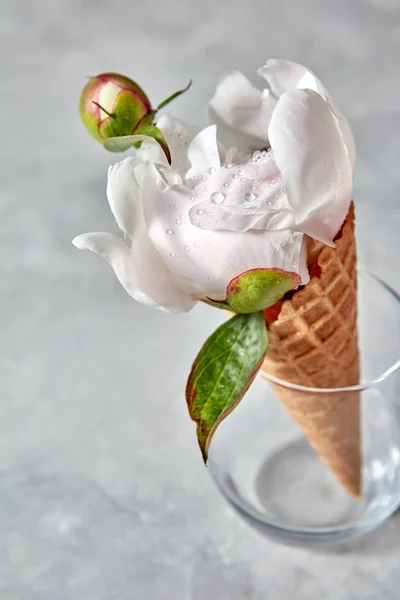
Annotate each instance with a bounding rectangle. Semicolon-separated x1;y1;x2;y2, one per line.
73;59;354;313
208;59;355;242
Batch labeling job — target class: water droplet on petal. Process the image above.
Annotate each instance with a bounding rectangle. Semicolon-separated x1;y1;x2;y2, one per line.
208;167;216;174
225;163;233;169
201;175;207;180
198;222;204;227
210;192;225;204
244;192;258;202
208;277;212;281
240;177;246;182
323;216;332;224
170;252;176;257
166;229;174;235
196;209;205;215
232;174;239;179
184;245;190;251
281;185;286;193
175;219;182;225
223;182;229;187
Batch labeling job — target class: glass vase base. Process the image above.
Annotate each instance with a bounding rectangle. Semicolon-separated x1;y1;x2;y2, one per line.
208;270;400;549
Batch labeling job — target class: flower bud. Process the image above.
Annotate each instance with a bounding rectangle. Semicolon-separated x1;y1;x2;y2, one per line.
79;73;152;144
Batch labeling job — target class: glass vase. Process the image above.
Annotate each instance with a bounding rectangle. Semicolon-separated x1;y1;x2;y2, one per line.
208;270;400;548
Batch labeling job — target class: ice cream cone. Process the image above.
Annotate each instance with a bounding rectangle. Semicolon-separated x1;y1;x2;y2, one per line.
262;203;361;498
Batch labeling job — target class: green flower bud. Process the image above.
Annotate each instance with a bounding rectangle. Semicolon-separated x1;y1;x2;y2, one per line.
79;73;191;162
79;73;152;144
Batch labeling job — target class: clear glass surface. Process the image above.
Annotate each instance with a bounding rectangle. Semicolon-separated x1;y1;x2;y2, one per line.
208;270;400;548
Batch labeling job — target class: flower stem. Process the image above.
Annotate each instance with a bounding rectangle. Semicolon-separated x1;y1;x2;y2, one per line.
157;80;192;111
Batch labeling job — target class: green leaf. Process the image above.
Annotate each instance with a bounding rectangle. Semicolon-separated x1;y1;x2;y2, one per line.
225;268;300;314
138;125;171;164
104;133;152;152
156;79;192;111
104;126;171;163
186;312;268;461
134;110;157;132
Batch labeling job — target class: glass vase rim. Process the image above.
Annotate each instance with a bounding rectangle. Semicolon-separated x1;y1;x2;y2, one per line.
260;269;400;395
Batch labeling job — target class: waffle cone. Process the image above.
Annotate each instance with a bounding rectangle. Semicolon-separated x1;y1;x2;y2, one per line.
262;204;361;498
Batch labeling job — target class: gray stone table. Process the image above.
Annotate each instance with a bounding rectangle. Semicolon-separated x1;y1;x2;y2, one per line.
1;0;400;598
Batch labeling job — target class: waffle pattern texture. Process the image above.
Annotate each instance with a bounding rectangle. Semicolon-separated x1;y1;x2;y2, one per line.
262;204;361;498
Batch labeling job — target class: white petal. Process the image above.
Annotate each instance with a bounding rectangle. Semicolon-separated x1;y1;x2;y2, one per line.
208;71;276;153
224;147;239;165
259;59;356;169
269;89;353;244
73;232;196;313
189;148;284;212
73;233;153;305
106;151;181;237
259;59;327;99
156;115;198;174
186;125;221;176
160;167;182;186
106;157;141;237
107;155;183;234
187;150;292;232
136;137;168;166
142;168;309;300
189;204;295;233
326;98;356;171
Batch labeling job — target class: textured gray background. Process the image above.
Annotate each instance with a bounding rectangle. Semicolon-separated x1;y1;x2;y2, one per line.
2;0;400;598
